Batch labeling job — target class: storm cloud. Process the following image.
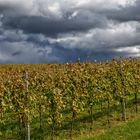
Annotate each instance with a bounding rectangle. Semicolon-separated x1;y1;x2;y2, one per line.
0;0;140;63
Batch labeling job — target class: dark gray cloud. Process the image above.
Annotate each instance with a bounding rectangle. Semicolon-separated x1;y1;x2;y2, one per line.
0;0;140;63
2;14;107;37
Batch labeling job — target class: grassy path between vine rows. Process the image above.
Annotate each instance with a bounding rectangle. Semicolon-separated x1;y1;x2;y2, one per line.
78;117;140;140
96;118;140;140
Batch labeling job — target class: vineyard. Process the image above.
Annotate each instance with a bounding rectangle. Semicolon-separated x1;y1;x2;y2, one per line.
0;58;140;140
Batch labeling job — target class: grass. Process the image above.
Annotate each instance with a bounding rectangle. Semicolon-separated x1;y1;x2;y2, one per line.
82;117;140;140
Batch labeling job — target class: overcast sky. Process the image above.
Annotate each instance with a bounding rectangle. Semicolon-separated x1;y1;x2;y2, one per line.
0;0;140;63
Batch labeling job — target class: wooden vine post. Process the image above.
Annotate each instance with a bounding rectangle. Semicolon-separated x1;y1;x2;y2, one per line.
120;61;126;122
25;71;30;140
